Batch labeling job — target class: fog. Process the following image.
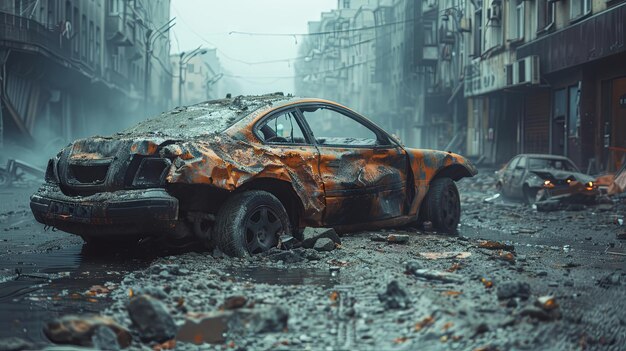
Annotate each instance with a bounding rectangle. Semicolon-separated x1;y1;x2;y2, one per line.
170;0;337;95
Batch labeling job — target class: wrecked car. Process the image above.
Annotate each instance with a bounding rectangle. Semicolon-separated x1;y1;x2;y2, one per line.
496;154;598;204
30;94;476;256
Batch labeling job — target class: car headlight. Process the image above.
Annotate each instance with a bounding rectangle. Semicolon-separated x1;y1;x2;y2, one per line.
543;180;554;188
586;181;594;191
132;158;171;187
44;158;59;183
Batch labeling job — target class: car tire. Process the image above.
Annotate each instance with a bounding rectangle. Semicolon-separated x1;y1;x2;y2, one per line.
419;177;461;234
215;190;290;257
523;186;538;205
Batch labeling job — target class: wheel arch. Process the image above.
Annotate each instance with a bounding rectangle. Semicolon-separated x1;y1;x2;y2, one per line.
237;177;304;230
431;164;475;182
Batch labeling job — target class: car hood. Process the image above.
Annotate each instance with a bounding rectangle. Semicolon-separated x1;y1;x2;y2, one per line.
529;169;594;183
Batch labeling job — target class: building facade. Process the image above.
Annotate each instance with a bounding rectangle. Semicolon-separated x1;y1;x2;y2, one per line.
0;0;172;152
298;0;625;172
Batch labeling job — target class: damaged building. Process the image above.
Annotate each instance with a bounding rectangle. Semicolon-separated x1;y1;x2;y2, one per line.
0;0;172;152
296;0;626;172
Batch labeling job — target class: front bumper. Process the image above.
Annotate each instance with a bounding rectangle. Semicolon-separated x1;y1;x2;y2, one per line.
30;184;179;237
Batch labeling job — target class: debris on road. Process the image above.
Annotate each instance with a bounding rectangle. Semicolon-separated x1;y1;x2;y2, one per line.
496;281;531;300
378;281;411;309
418;251;471;260
313;237;336;252
127;295;177;343
301;227;341;249
371;233;410;244
405;261;463;283
477;240;515;251
43;315;131;348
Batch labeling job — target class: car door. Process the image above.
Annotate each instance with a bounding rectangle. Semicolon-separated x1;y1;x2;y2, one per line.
297;103;409;226
254;108;325;224
509;156;528;198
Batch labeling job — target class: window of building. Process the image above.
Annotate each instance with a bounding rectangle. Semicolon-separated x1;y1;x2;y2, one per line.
473;8;483;56
47;0;55;28
187;64;195;73
343;0;351;9
96;26;101;67
188;81;195;90
81;15;87;58
536;0;555;33
109;0;122;14
89;21;94;63
570;0;591;20
568;84;580;137
73;7;79;54
507;0;524;40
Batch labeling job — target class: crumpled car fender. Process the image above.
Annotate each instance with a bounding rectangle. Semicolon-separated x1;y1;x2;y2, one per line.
406;149;477;215
165;136;325;223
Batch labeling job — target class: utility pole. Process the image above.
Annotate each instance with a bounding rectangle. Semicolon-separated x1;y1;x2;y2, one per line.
143;28;153;114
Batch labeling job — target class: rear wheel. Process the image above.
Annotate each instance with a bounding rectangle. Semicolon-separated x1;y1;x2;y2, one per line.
419;177;461;234
215;190;290;257
523;186;539;205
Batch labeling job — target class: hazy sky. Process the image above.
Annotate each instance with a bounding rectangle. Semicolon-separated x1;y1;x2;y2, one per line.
170;0;337;95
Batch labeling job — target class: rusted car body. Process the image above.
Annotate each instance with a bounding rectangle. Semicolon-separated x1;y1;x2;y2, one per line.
31;94;476;255
496;154;598;204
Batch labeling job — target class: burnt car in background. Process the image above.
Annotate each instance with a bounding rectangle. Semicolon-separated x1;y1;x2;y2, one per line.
31;94;476;257
496;154;598;204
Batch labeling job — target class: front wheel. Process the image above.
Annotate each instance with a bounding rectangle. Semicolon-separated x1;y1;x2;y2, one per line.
215;190;290;257
419;177;461;234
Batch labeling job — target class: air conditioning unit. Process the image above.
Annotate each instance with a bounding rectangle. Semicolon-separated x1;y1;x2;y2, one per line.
513;55;540;85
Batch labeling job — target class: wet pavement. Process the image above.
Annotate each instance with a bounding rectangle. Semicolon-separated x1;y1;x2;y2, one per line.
1;170;625;350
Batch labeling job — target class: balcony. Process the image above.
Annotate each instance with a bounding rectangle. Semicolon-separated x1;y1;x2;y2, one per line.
0;11;71;61
105;13;133;46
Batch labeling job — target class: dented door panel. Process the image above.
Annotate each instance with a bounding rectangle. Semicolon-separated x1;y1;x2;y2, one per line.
318;146;408;225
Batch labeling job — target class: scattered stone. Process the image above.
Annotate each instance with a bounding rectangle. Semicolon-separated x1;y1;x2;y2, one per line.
496;281;531;300
176;307;288;345
371;234;410;244
132;286;168;300
91;326;120;351
378;281;411;309
519;306;559;321
301;228;341;249
536;199;560;212
222;295;247;310
265;249;306;263
0;337;35;351
43;315;131;348
313;238;336;252
279;235;297;249
597;272;622;288
405;261;462;283
127;295;177;342
478;240;515;251
616;232;626;240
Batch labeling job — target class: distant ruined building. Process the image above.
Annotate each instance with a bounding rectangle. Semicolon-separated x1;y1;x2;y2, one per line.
296;0;626;172
0;0;172;152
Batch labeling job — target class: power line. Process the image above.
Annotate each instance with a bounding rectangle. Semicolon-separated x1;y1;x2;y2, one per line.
228;18;415;37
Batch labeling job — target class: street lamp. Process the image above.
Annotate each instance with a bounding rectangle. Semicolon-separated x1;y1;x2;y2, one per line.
142;18;176;113
178;46;208;106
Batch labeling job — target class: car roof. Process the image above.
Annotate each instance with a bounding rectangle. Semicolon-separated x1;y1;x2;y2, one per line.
514;154;574;161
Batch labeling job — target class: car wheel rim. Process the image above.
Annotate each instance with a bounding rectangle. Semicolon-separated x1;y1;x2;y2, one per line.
244;206;282;254
441;187;460;229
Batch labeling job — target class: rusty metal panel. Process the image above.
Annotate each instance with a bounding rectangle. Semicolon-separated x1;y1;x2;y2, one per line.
517;4;626;74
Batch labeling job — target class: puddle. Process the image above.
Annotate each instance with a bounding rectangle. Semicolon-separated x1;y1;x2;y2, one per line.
227;266;340;287
0;243;161;342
